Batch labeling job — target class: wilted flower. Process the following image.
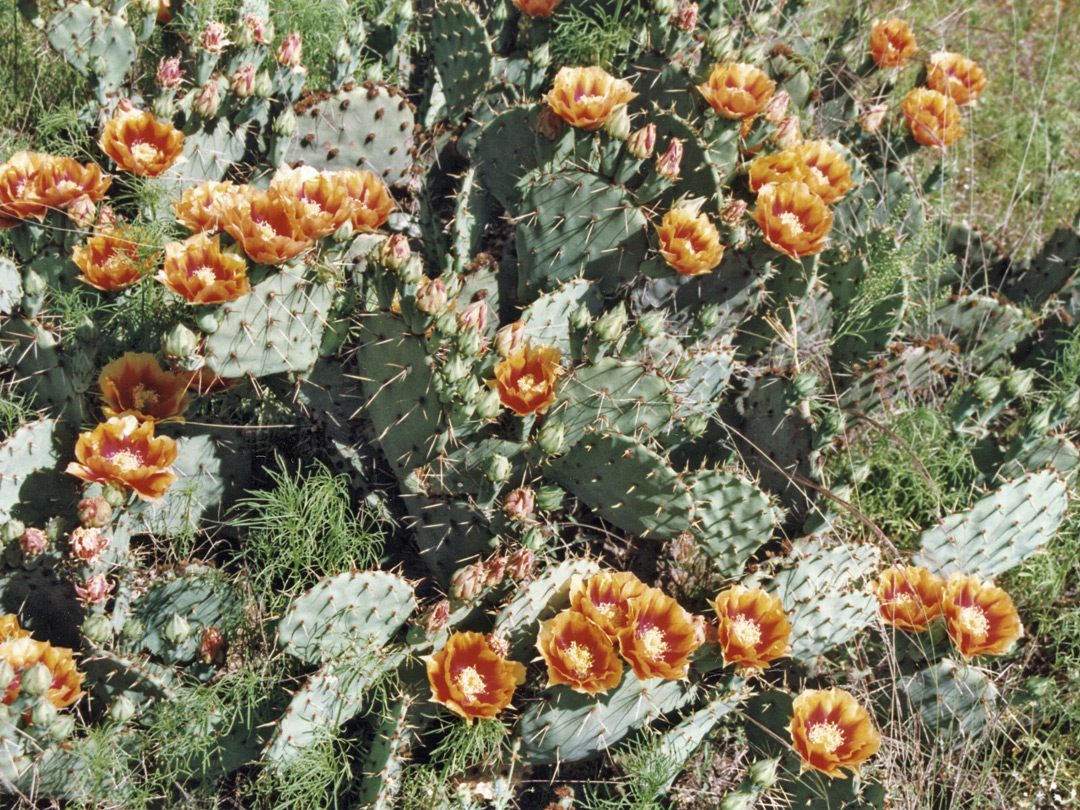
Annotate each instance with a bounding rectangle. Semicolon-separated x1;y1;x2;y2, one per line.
751;181;832;259
504;488;535;522
795;140;854;205
711;585;791;675
424;631;526;724
77;496;112;528
926;51;988;106
198;20;231;54
902;88;964;148
219;188;315;264
73;229;148;290
483;556;508;587
536;106;566;140
512;0;563;18
870;18;917;68
874;565;945;631
192;79;222;117
698;62;776;119
0;634;84;708
99;111;185;177
75;574;115;605
655;138;684;180
720;198;748;223
157;232;252;305
335;169;395;231
491;342;564;416
244;14;272;45
231;63;257;98
788;688;881;778
618;587;702;680
571;571;649;639
156;56;183;89
672;1;697;32
859;103;889;134
174;180;239;233
942;573;1023;660
421;599;451;632
626;123;657;160
275;32;303;68
199;627;227;665
66;414;179;502
545;66;638;131
656;208;724;276
451;562;488;601
69;527;111;563
18;528;49;556
537;610;623;695
98;352;192;420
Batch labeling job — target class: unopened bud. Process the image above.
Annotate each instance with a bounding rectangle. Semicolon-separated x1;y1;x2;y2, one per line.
626;123;657;159
684;413;707;436
22;269;46;298
706;26;737;61
198;20;232;54
604;105;631;141
162;323;199;360
421;599;450;632
762;89;790;124
655;138;683;180
484;453;512;484
102;484;126;508
121;617;144;639
569;304;592;330
276;31;303;68
163;613;191;643
536;419;567;455
199;627;227;664
504;488;535;521
792;371;817;399
521;526;545;551
774;115;801;148
441;354;468;384
859;103;888;134
506;547;535;580
156;56;183;89
0;660;14;691
31;700;58;727
2;519;26;543
77;495;112;528
720;198;748;223
748;756;780;788
484;556;507;586
21;663;52;696
48;715;76;740
109;694;137;724
973;376;1001;402
451;562;487;601
457;375;484;403
380;234;411;270
638;310;665;338
494;321;526;357
457;300;490;334
272;107;297;137
243;14;272;45
534;485;565;511
594;303;628;341
192;79;222;117
66;195;98;229
231;63;257;98
416;277;448;315
1006;368;1035;397
18;527;48;556
82;614;112;644
476;388;501;419
254;70;273;98
720;792;755;810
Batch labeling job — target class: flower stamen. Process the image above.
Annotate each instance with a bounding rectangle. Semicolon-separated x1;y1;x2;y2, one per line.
455;666;485;702
808;721;845;753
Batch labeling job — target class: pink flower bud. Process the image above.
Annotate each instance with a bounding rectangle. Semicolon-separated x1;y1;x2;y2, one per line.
244;14;272;45
70;527;111;563
720;198;748;224
457;300;490;334
156;56;184;90
506;547;536;580
673;1;698;32
380;234;411;269
276;32;303;68
484;556;507;587
860;103;889;134
67;195;98;229
75;574;115;605
774;115;801;148
627;123;657;160
199;627;227;664
231;63;257;98
193;79;222;117
451;561;487;601
421;599;451;632
19;527;48;556
485;633;509;658
503;488;535;522
198;20;232;54
655;138;684;180
415;277;448;315
763;89;791;124
77;496;113;528
494;320;526;357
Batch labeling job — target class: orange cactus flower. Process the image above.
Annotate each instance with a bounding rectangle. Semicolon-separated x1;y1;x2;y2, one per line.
545;66;638;131
870;19;917;68
0;636;85;709
0;614;30;642
747;149;807;193
73;229;151;290
793;140;854;205
711;585;791;675
335;169;395;231
789;688;881;778
874;565;945;632
570;571;649;640
66;414;179;502
0;151;52;227
424;631;526;724
656;208;724;276
157;232;252;305
902;88;964;148
270;166;353;238
98;352;192;421
34;157;111;216
617;587;702;681
750;181;833;259
491;342;564;416
174;180;240;233
926;51;988;106
697;63;776;120
512;0;563;16
942;573;1023;661
219;188;315;265
99;110;185;178
537;609;623;695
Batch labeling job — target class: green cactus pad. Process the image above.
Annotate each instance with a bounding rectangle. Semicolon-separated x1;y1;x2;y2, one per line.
0;319;85;421
277;569;415;665
645;110;731;211
670;347;735;419
840;341;957;417
80;644;181;706
901;659;996;741
521;279;603;356
356;697;415;810
0;417;77;527
403;495;498;585
928;293;1033;372
0;564;83;647
0;256;21;314
45;2;136;92
471;105;563;214
627;53;705;126
686;468;778;578
162;121;248;188
130;569;243;663
431;1;492;123
1000;224;1080;307
427;437;527;497
545;431;693;539
912;470;1067;580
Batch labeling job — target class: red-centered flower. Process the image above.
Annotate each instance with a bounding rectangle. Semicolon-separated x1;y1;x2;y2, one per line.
0;636;85;708
66;414;179;502
270;166;353;238
926;51;988;106
697;63;776;119
512;0;563;17
711;585;791;675
870;19;917;68
157;232;252;305
902;88;964;148
99;110;185;178
98;352;191;421
750;181;833;259
941;573;1023;661
335;169;395;231
545;66;638;131
0;151;52;227
34;157;111;217
570;571;649;639
219;188;315;265
617;587;702;680
491;342;564;416
174;180;240;233
73;228;151;291
794;140;854;205
747;149;806;193
789;688;881;778
424;631;526;724
874;565;945;632
656;208;724;276
536;609;623;695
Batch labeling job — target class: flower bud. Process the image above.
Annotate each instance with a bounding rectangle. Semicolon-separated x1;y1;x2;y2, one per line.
162;323;200;361
457;300;491;334
483;556;507;586
536;419;567;455
792;371;817;399
70;526;111;563
774;115;801;148
1006;368;1035;397
192;79;222;117
48;715;76;740
626;123;657;160
254;70;273;98
21;663;52;696
77;495;112;529
476;389;501;419
506;547;535;580
521;526;545;551
276;32;303;68
156;56;184;90
199;627;227;664
451;561;487;601
721;793;755;810
416;277;448;315
684;413;707;436
534;485;565;511
121;617;144;639
198;20;232;54
379;234;411;270
231;63;257;98
82;614;113;644
109;694;137;724
973;375;1001;402
272;107;297;137
484;453;512;484
762;89;790;124
441;354;468;384
569;303;592;331
397;255;425;286
859;103;889;134
494;321;526;357
536;106;566;140
102;484;126;508
638;310;665;338
748;756;780;788
31;700;58;727
243;14;272;45
504;488;535;521
672;1;697;31
604;104;631;141
706;26;737;61
163;612;191;643
0;660;14;691
18;527;48;556
66;195;98;229
696;303;720;329
594;302;628;341
655;138;683;180
720;198;748;224
457;375;484;403
421;599;450;632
